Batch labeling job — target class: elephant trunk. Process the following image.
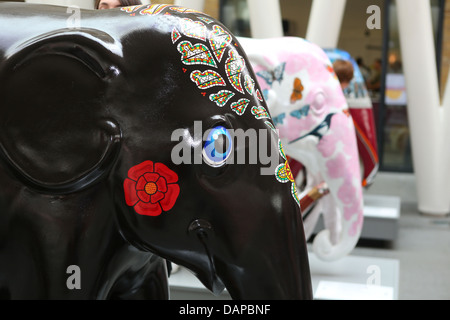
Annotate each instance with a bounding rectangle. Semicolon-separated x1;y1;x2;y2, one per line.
311;112;364;261
216;199;313;299
312;199;361;261
312;195;363;261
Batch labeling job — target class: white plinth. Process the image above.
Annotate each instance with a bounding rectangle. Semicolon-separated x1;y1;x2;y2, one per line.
309;254;399;300
362;194;401;240
168;254;400;300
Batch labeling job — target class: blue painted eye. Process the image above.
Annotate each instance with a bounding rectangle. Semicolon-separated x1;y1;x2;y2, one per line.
202;126;233;167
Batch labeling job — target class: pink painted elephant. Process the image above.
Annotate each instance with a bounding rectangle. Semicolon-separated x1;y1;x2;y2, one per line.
238;36;364;261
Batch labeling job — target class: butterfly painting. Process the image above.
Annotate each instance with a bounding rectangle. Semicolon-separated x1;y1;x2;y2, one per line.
256;62;286;87
272;113;286;127
290;77;304;104
290;105;310;120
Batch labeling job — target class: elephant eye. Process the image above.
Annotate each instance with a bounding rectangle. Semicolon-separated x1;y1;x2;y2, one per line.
312;91;326;115
202;126;233;167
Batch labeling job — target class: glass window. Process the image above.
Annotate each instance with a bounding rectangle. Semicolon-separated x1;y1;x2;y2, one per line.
379;0;443;172
220;0;251;37
379;0;413;171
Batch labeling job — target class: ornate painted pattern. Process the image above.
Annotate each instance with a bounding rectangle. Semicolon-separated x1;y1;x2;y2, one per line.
178;41;217;68
209;90;235;107
275;162;295;183
225;48;246;94
265;121;278;134
274;141;299;205
291;183;301;206
197;16;214;24
244;75;255;95
209;25;232;63
180;18;207;41
278;140;286;159
120;5;146;13
251;106;269;120
172;28;182;44
140;4;171;16
121;5;262;117
256;89;264;102
230;98;250;115
190;70;226;89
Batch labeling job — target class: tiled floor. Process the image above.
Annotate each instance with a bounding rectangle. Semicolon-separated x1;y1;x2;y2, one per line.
351;201;450;300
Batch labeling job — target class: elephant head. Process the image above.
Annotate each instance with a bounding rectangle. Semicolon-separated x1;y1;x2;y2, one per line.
238;36;364;262
324;48;379;188
0;3;312;299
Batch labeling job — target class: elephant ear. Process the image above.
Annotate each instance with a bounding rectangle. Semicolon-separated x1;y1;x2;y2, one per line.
0;29;123;194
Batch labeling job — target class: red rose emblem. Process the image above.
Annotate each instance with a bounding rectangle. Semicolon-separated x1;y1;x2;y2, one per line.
124;161;180;216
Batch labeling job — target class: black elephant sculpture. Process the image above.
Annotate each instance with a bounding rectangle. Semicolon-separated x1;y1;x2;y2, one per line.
0;3;312;300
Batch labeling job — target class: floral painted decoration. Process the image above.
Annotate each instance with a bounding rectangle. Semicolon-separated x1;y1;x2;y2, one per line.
124;161;180;216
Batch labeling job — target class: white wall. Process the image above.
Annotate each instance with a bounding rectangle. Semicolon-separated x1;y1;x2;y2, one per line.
25;0;152;9
25;0;95;9
247;0;283;38
306;0;347;48
174;0;204;11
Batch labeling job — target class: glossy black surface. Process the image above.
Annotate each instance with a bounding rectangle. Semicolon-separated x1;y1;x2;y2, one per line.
0;3;312;299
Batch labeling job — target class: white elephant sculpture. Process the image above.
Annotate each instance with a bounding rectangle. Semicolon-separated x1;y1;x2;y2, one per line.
238;36;364;261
